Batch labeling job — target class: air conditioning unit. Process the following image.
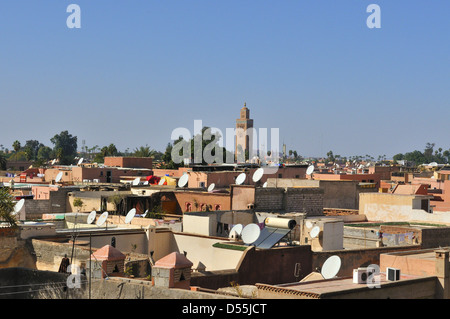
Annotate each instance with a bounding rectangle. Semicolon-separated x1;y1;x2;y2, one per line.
386;267;401;281
353;267;376;284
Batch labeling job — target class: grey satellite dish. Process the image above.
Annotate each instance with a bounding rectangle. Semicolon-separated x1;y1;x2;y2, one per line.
125;208;136;224
229;224;243;238
178;174;189;188
12;199;25;216
252;168;264;183
55;172;63;183
321;255;341;279
77;158;84;165
87;211;96;224
208;183;215;192
310;226;321;238
96;212;108;227
158;177;166;185
235;173;246;185
241;223;261;245
306;165;314;175
263;182;268;188
132;177;140;186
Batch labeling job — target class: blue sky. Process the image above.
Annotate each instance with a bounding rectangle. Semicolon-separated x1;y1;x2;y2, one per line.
1;1;449;159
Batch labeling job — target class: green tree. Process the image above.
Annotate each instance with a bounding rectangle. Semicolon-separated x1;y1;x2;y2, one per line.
50;131;78;165
0;187;17;227
12;140;21;153
133;145;155;157
37;146;53;162
0;153;6;170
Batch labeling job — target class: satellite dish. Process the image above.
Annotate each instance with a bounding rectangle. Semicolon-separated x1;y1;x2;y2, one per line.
178;174;189;188
305;221;313;229
96;212;108;227
306;165;314;175
143;181;149;185
125;208;136;224
208;183;215;192
132;177;140;186
262;182;268;188
321;255;341;279
241;223;261;245
143;209;149;217
12;199;25;216
310;226;321;238
77;158;84;165
51;159;56;165
229;224;243;238
158;177;166;185
87;211;96;224
55;172;63;183
252;168;264;183
235;173;246;185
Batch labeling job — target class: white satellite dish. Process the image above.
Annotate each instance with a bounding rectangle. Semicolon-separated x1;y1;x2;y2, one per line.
158;177;166;185
87;211;96;224
143;181;149;185
55;172;63;183
310;226;321;238
178;174;189;188
125;208;136;224
305;221;313;229
229;224;243;237
306;165;314;175
241;223;261;245
235;173;246;185
143;209;149;217
51;159;56;165
208;183;215;192
321;255;341;279
132;177;140;186
77;158;84;165
263;182;268;188
12;199;25;216
96;212;108;227
252;168;264;183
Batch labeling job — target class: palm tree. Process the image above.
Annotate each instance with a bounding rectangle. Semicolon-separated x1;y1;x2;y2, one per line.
134;145;155;158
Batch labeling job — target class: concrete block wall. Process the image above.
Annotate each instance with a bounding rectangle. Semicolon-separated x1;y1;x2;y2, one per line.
255;188;284;210
255;187;324;216
284;188;324;215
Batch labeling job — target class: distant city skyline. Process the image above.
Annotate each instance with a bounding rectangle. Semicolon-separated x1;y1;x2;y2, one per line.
1;1;449;159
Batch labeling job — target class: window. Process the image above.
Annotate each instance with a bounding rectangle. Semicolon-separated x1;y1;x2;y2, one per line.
185;202;192;212
278;174;283;178
215;204;221;211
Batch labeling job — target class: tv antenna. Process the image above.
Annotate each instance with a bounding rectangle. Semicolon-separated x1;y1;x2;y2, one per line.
306;165;314;177
235;173;246;185
96;211;109;229
229;224;243;240
321;255;341;279
241;223;261;245
87;210;96;225
55;172;63;183
252;168;264;186
178;174;189;188
310;225;321;239
125;208;136;224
